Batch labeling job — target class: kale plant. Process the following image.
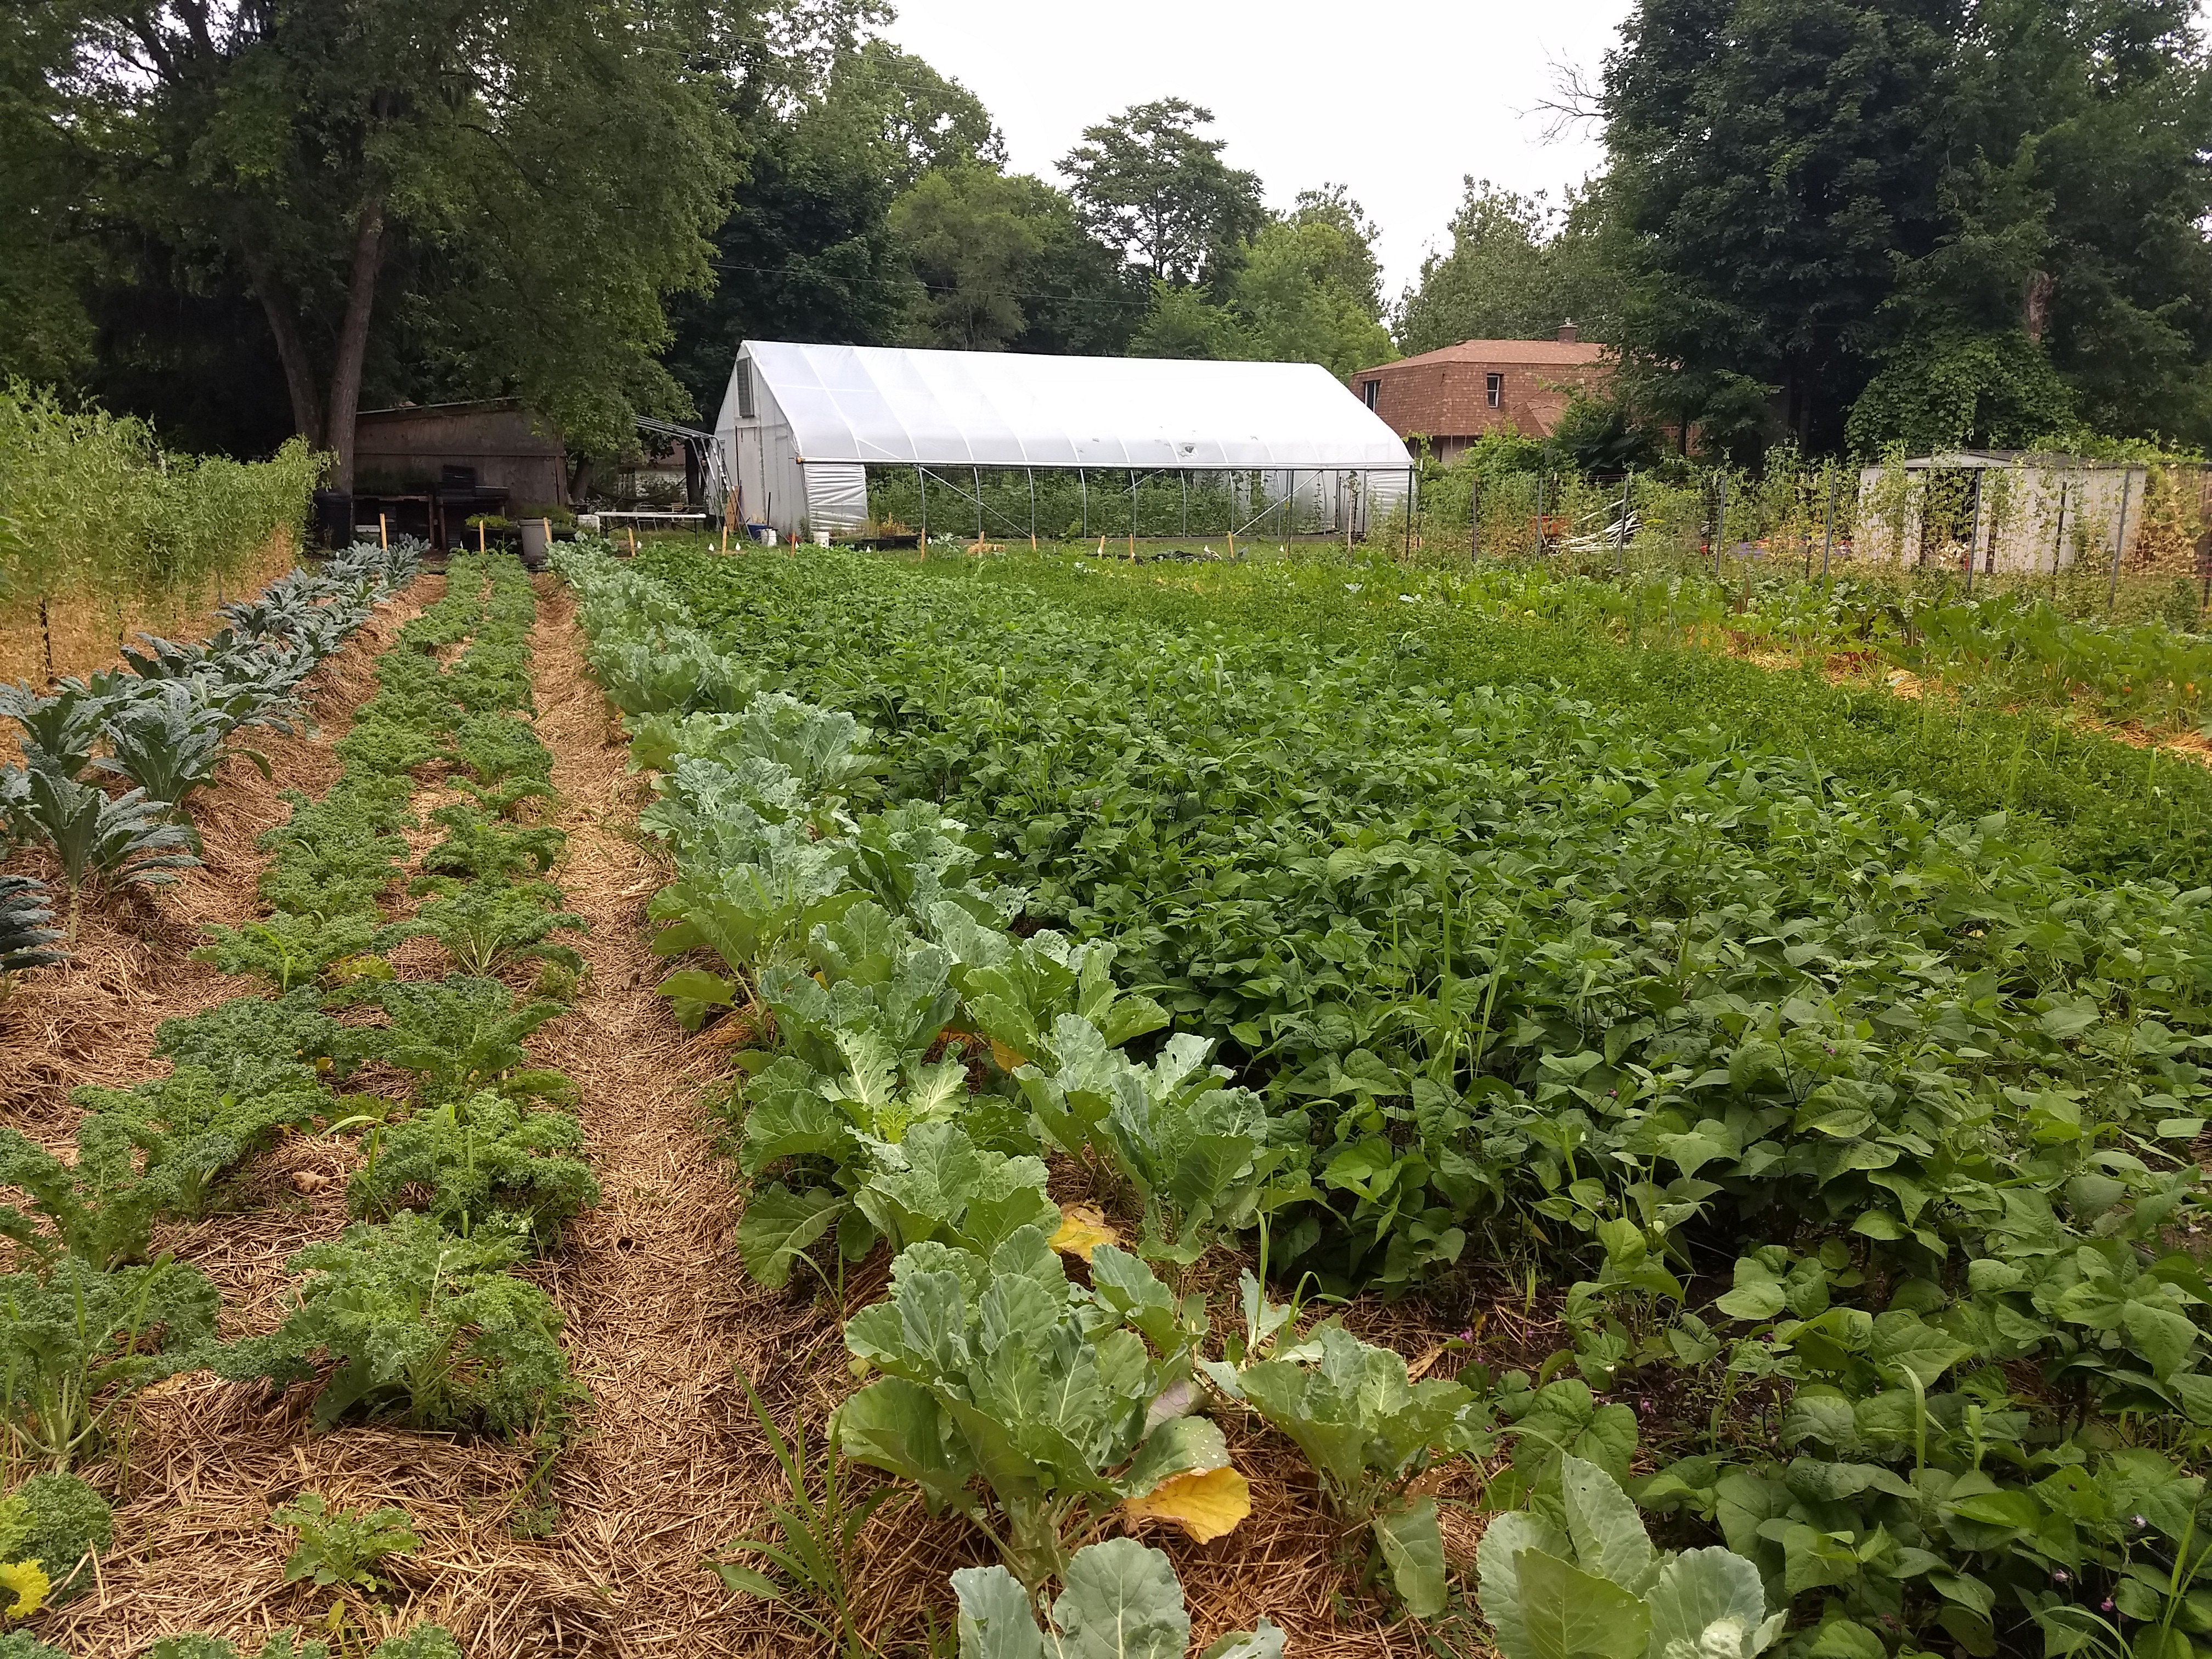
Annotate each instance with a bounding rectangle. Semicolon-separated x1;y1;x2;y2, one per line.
210;1212;575;1436
348;1091;599;1245
0;1471;112;1604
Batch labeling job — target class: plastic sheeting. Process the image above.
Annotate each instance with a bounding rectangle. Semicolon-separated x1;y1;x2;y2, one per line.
716;341;1413;473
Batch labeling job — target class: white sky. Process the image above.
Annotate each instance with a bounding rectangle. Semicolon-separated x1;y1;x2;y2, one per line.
878;0;1632;307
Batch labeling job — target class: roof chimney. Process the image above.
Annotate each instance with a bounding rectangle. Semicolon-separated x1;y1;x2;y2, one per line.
1557;320;1579;344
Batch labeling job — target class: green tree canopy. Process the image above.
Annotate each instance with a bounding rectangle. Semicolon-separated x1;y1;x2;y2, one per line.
67;0;738;483
1394;179;1624;357
1060;98;1265;287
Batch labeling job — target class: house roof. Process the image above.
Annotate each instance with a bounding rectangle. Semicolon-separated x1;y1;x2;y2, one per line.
719;341;1413;471
1357;340;1611;376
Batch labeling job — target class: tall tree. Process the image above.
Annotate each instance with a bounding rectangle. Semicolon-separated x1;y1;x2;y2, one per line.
1395;179;1625;356
0;0;98;388
1604;0;1959;456
71;0;736;484
890;166;1043;350
1059;99;1265;287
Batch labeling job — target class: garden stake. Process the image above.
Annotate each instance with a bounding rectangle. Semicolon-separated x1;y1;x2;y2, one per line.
2108;469;2135;613
379;513;388;549
1820;466;1835;580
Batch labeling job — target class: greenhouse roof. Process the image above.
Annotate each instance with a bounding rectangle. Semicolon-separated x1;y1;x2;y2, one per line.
725;341;1414;471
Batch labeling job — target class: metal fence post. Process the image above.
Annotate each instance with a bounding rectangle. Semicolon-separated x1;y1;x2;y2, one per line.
2108;468;2135;613
1820;465;1836;580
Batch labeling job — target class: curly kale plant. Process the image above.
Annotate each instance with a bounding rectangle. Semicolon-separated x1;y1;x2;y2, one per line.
147;1628;462;1659
0;1472;112;1604
155;991;361;1090
409;880;585;977
210;1212;575;1435
348;1091;600;1245
416;800;562;882
370;975;569;1103
73;1064;328;1217
0;1115;196;1269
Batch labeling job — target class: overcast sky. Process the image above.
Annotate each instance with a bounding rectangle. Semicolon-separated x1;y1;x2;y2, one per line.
879;0;1632;308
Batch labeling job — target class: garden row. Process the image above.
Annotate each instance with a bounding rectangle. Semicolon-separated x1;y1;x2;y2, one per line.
984;548;2212;889
617;540;2212;1659
0;552;595;1656
0;539;424;962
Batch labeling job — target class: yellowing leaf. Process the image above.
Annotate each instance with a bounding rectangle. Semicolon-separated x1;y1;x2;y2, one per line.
1050;1206;1119;1262
1;1559;50;1622
1122;1465;1251;1543
988;1038;1028;1073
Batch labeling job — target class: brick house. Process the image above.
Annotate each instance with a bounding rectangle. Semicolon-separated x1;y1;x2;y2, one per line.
1350;325;1612;462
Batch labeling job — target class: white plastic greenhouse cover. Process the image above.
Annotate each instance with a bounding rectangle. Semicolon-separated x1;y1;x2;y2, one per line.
716;341;1414;470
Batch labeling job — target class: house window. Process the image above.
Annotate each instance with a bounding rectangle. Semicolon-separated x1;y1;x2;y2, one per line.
736;361;755;420
1362;379;1379;409
1486;373;1503;409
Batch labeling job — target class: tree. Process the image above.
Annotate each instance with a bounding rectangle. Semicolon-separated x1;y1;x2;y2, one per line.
1393;179;1626;357
890;167;1044;350
664;37;1003;414
1221;198;1394;379
67;0;736;485
0;0;97;388
1129;281;1251;359
1059;99;1265;287
1602;0;1960;456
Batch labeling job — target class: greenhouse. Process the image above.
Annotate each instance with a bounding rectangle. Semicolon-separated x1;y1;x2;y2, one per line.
710;340;1416;546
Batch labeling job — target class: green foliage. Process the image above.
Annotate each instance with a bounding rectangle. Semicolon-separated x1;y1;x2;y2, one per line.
145;1627;461;1659
13;771;198;897
194;912;397;994
369;975;568;1103
0;1255;220;1465
1396;178;1621;357
1233;1322;1486;1616
410;881;585;977
154;991;358;1090
1059;98;1262;289
210;1212;575;1436
71;1064;328;1218
270;1492;420;1592
0;875;64;977
0;1115;194;1270
835;1229;1219;1591
251;779;414;919
706;1374;898;1659
417;800;563;883
348;1091;599;1245
951;1536;1285;1659
0;1472;113;1603
1477;1457;1780;1659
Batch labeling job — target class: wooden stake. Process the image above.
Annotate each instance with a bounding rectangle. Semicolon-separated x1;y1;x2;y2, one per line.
379;514;388;549
478;520;486;553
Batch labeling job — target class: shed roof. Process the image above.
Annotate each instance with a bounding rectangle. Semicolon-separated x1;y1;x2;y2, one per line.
723;341;1413;470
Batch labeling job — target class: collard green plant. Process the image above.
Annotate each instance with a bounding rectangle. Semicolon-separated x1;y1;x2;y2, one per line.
210;1212;575;1436
1477;1457;1781;1659
0;1255;220;1466
270;1492;421;1592
0;1472;112;1605
951;1536;1284;1659
834;1228;1232;1591
1231;1321;1487;1617
348;1091;600;1246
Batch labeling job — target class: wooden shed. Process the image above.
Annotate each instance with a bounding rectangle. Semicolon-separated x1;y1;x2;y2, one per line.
354;399;567;511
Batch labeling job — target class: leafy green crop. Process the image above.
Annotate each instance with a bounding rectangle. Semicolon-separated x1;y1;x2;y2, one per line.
15;770;197;899
154;991;360;1090
951;1536;1284;1659
72;1063;328;1217
369;975;568;1103
146;1627;462;1659
348;1091;600;1245
270;1491;420;1592
410;879;585;977
211;1212;575;1436
1230;1321;1486;1616
416;800;563;882
1477;1456;1781;1659
0;1255;219;1465
0;876;64;978
194;911;396;993
0;1115;195;1269
835;1227;1226;1590
0;1472;112;1603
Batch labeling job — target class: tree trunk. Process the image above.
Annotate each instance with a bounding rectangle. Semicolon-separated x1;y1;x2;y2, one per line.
324;198;386;490
241;246;326;448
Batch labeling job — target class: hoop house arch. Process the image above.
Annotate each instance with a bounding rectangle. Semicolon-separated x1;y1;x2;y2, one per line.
712;341;1415;548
